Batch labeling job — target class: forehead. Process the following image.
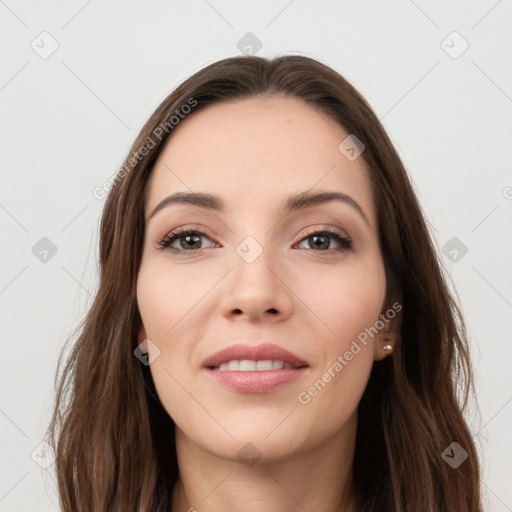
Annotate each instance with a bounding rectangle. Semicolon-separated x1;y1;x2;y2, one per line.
146;95;375;222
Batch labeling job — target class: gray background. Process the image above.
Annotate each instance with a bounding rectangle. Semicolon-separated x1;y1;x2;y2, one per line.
1;1;511;510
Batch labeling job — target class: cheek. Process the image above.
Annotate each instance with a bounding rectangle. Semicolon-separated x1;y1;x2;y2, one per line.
136;260;212;422
136;258;209;340
293;256;385;411
294;254;387;346
137;262;174;337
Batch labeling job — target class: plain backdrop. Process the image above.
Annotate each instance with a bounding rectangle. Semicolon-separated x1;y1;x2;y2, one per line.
1;1;511;510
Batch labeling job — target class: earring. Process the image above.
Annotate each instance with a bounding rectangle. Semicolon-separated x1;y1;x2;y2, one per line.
382;337;393;353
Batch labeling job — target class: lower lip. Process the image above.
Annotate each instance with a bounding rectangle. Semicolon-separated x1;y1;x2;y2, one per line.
205;367;309;393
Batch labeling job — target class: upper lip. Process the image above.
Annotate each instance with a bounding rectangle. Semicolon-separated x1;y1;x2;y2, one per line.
202;343;309;369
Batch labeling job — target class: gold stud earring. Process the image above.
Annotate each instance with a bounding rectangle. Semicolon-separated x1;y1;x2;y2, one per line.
382;337;393;353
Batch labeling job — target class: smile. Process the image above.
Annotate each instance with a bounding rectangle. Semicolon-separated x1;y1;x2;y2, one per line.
213;360;301;371
202;343;309;393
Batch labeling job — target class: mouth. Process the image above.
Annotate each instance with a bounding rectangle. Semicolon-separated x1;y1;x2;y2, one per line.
209;359;306;371
202;343;309;393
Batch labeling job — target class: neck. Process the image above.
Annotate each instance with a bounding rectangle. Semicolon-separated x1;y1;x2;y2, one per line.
171;413;358;512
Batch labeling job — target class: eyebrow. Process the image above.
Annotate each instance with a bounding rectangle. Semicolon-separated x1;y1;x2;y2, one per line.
148;190;371;225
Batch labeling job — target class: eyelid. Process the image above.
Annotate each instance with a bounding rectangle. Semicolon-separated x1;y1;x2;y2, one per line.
297;224;350;240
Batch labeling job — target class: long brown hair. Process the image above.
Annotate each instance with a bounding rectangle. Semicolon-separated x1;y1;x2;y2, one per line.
47;55;483;511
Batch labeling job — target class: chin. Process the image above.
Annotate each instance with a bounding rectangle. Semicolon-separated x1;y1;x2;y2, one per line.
174;408;311;462
213;432;308;467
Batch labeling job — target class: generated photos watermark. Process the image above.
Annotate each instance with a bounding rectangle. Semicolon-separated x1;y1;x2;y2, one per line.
93;97;198;200
297;301;402;405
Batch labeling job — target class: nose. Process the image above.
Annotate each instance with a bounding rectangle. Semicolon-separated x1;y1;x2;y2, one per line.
220;239;294;323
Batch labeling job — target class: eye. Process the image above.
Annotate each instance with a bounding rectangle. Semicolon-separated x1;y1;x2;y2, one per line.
295;227;352;253
156;227;216;254
156;226;352;255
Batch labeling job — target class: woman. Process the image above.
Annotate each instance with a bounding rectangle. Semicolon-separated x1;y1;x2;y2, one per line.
47;55;483;511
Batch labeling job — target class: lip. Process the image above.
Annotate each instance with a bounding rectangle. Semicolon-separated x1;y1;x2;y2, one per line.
202;343;309;369
202;343;309;394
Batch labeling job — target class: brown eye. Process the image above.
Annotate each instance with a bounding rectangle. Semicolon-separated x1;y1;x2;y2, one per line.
158;229;215;253
296;229;352;252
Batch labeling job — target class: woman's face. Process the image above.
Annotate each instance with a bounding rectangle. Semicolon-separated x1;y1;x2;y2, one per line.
136;95;395;463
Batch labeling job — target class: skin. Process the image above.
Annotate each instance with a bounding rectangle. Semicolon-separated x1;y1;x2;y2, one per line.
136;95;399;512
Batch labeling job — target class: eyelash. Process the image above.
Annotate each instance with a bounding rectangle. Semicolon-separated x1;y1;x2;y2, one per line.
156;225;352;255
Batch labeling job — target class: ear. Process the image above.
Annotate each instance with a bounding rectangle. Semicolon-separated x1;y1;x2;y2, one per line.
373;299;402;361
138;323;147;345
134;277;147;345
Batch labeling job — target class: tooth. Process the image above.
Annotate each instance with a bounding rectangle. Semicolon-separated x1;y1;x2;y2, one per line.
240;360;256;371
214;359;296;371
227;360;240;370
256;360;273;371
